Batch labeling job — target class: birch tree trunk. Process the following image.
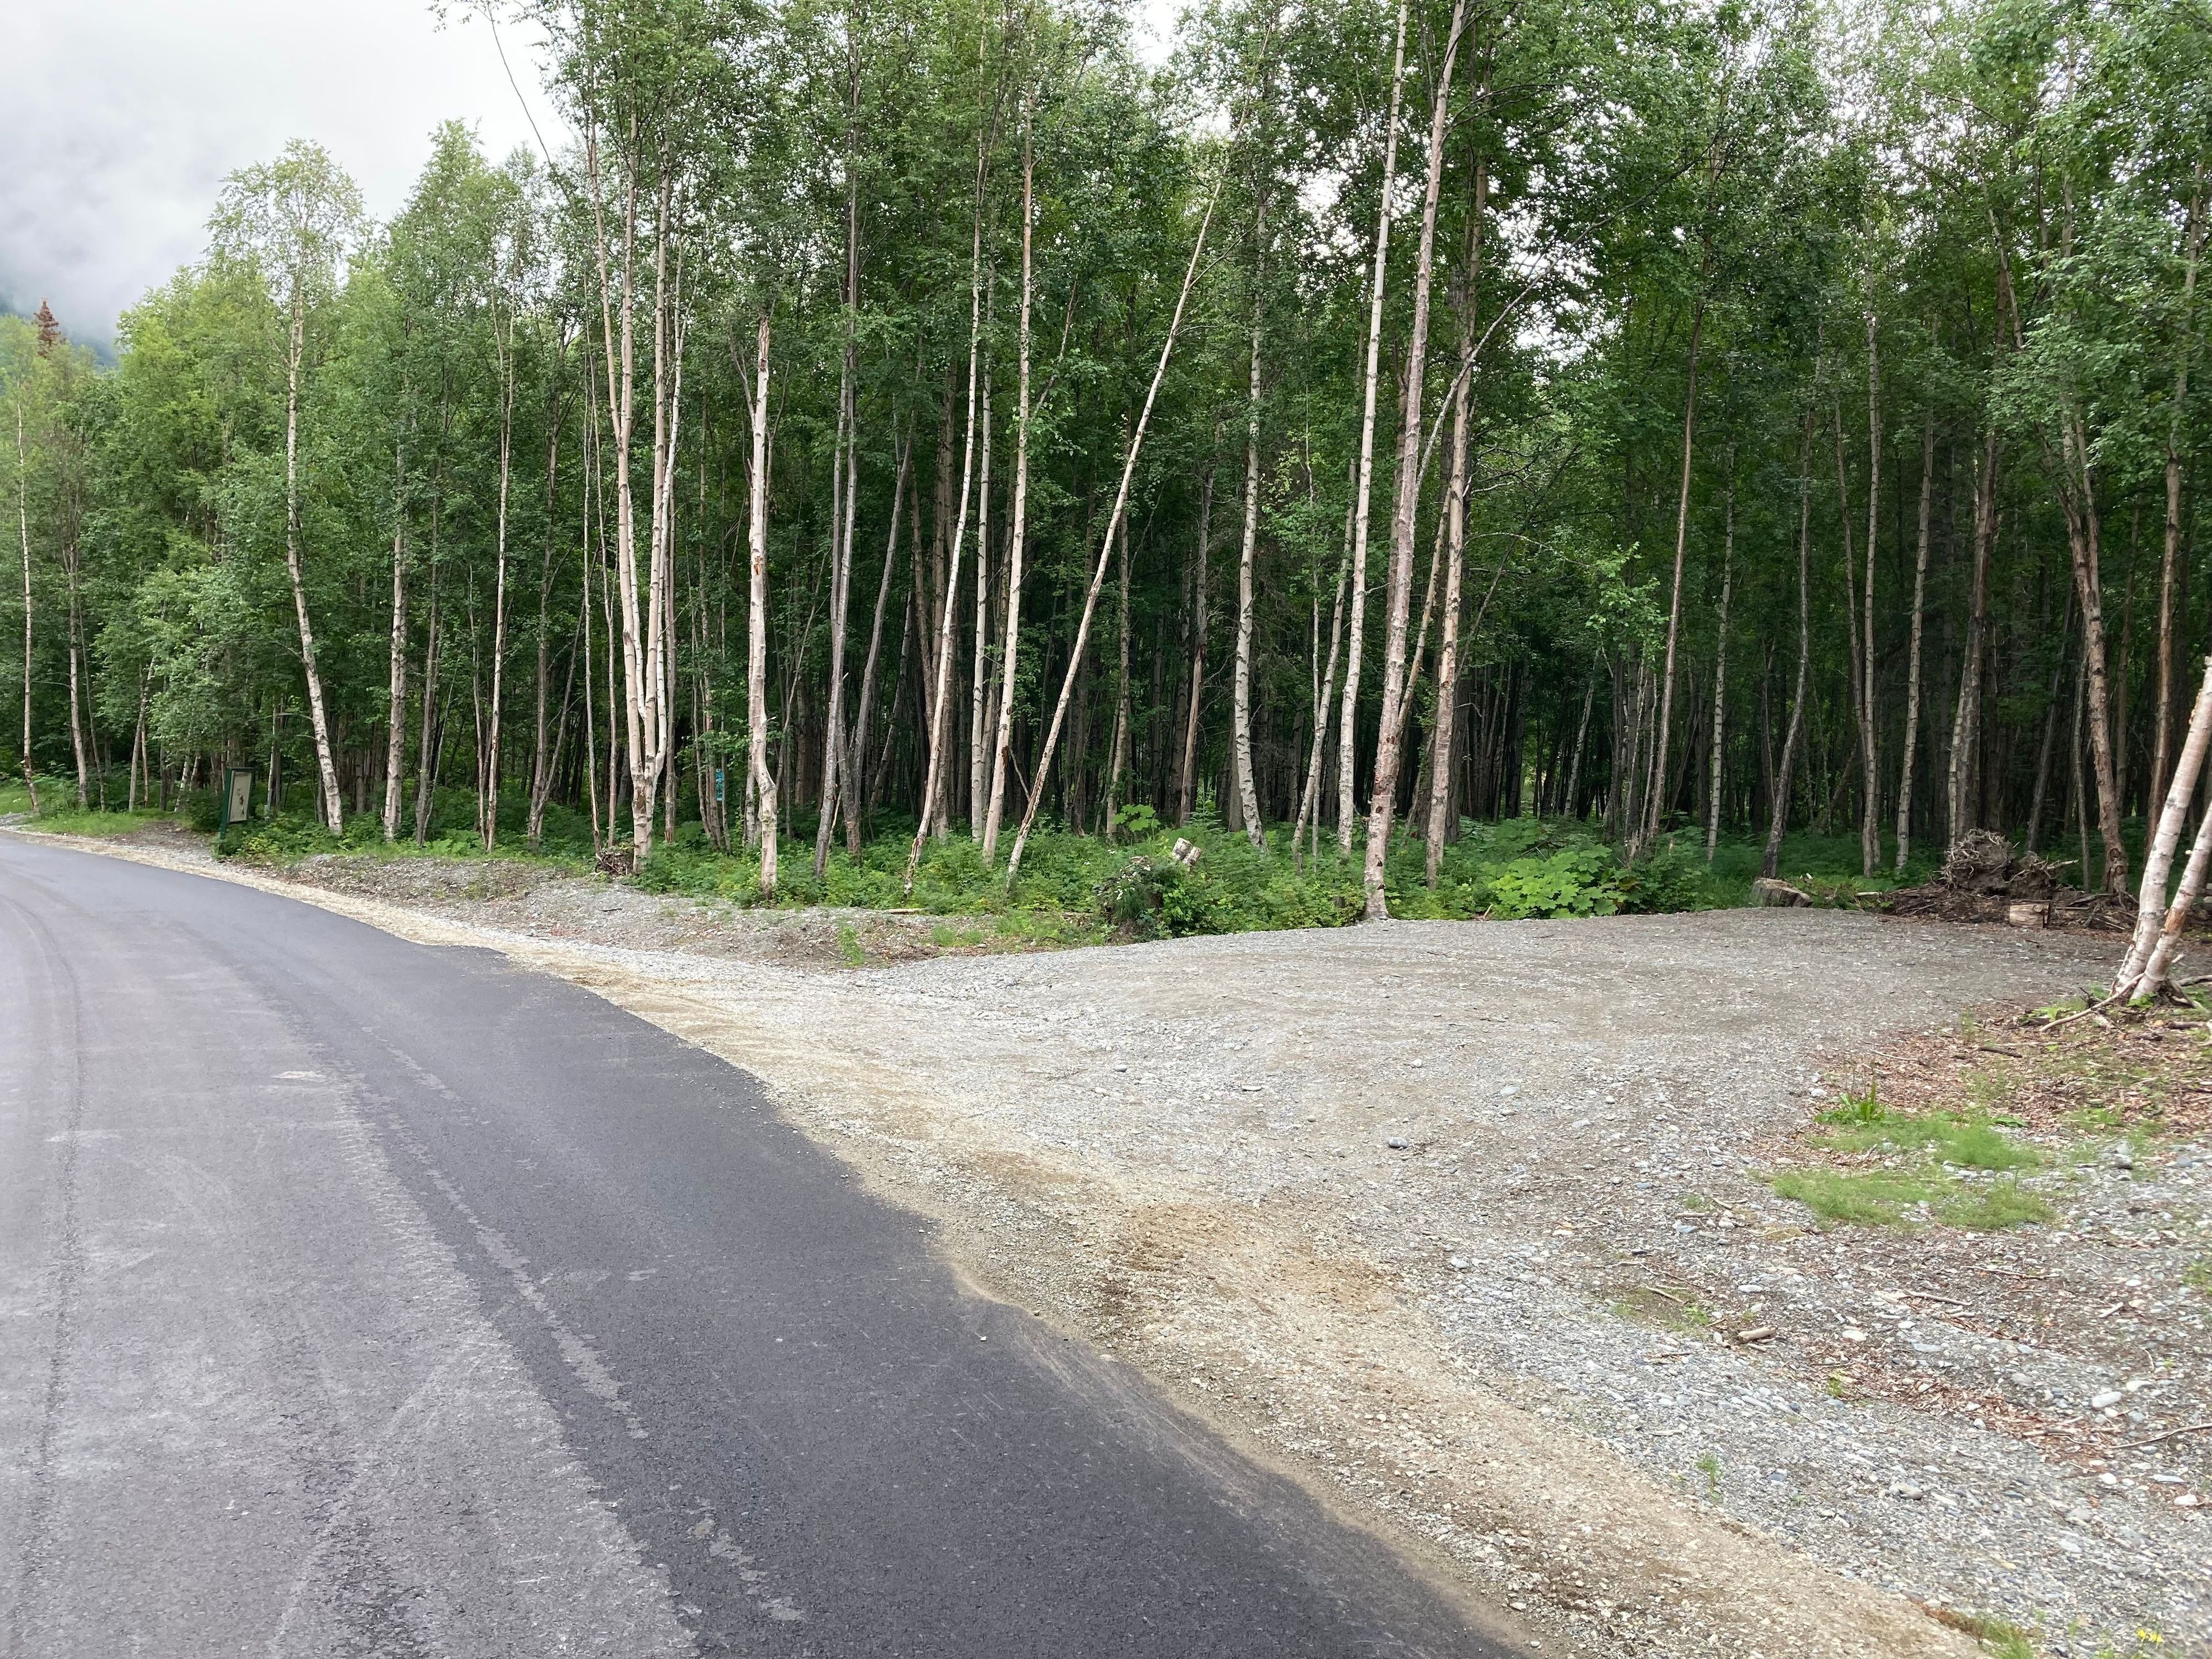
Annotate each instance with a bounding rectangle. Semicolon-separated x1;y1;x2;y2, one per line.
281;276;345;832
585;123;651;867
1361;0;1463;917
1336;0;1408;854
1893;406;1933;870
744;312;778;892
382;439;407;840
904;131;991;891
2117;653;2212;998
1232;296;1264;847
969;358;995;838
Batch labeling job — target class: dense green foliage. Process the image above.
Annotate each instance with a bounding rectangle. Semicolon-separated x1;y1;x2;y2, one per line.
8;0;2210;921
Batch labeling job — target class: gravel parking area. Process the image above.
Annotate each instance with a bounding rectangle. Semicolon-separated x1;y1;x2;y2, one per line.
20;827;2206;1658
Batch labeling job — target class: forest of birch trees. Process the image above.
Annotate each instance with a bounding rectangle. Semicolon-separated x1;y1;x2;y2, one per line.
7;0;2212;917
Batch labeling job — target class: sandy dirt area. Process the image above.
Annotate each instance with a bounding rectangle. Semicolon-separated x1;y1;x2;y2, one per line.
16;824;2206;1658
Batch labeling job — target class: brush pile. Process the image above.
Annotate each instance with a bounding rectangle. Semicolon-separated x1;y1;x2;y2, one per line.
1883;829;2122;927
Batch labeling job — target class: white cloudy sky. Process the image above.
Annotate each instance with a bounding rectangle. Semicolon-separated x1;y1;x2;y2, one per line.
2;2;566;349
3;1;1184;353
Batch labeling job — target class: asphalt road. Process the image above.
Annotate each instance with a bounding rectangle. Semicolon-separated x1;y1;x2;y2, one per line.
0;837;1509;1658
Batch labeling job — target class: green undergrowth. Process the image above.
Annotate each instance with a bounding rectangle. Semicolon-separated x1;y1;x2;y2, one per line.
632;810;1725;936
1766;1080;2054;1231
13;769;2032;945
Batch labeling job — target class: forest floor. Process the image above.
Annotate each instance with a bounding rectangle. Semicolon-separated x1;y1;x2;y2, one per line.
11;819;2209;1659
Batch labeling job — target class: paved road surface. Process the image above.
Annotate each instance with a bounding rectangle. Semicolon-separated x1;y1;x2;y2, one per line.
0;838;1506;1658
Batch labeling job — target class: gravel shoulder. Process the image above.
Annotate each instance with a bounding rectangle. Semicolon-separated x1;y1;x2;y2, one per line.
17;824;2205;1658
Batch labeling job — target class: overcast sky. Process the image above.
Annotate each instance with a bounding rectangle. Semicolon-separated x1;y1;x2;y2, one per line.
5;1;1183;355
2;2;566;350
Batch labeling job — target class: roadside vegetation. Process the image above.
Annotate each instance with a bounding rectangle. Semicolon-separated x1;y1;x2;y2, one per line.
6;771;1972;939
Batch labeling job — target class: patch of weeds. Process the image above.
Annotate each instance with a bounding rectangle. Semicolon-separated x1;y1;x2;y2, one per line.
1612;1286;1712;1334
1920;1604;2034;1654
1767;1167;1946;1226
1830;1070;1884;1124
2185;1259;2212;1299
1768;1163;2051;1230
835;921;865;968
1937;1179;2054;1230
1679;1192;1714;1213
2032;992;2097;1021
929;921;988;949
2068;1103;2128;1133
1814;1109;2041;1172
1825;1371;1855;1401
1694;1450;1722;1498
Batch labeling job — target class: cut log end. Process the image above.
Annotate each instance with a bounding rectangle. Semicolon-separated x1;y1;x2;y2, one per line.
1753;877;1812;908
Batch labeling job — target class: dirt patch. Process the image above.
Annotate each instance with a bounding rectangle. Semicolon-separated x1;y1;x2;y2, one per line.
17;827;2204;1656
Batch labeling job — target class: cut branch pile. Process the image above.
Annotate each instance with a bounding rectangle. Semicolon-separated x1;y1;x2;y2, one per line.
1883;829;2117;927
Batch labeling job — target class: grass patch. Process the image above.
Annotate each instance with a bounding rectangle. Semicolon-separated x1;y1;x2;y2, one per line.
1768;1167;1948;1226
1767;1165;2051;1230
1938;1179;2054;1230
835;921;865;968
1813;1109;2041;1172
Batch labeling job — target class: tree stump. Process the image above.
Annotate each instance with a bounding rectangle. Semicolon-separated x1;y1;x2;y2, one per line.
1752;877;1812;908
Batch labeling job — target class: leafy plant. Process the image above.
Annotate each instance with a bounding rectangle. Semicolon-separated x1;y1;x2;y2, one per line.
1482;844;1628;919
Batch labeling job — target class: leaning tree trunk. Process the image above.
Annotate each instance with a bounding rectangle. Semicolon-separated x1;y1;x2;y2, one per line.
2116;654;2212;1001
1005;175;1221;884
